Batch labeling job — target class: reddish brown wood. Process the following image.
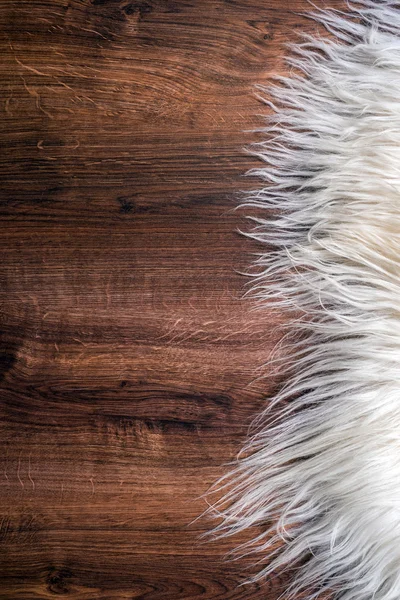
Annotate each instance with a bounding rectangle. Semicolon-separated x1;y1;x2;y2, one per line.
0;1;343;598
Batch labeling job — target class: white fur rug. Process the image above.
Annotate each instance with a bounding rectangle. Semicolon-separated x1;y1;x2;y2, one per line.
210;2;400;599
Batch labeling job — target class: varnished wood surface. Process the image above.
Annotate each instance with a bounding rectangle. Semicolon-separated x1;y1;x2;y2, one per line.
0;2;342;599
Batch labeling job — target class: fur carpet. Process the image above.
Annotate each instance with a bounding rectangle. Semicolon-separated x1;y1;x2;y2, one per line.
210;2;400;599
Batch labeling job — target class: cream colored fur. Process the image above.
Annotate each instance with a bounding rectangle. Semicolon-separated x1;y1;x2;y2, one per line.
209;2;400;599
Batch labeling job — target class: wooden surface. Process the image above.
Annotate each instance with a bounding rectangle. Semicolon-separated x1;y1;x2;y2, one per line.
0;2;341;599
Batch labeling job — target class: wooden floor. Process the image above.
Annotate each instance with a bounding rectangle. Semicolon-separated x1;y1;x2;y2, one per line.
0;1;342;599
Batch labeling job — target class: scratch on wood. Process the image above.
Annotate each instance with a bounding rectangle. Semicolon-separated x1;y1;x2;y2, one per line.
17;453;24;489
28;453;35;491
4;454;9;484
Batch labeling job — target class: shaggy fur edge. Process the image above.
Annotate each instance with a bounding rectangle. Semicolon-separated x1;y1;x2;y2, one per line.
208;2;400;600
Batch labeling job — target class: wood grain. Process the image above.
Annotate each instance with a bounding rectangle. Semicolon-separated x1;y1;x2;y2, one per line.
0;1;343;598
